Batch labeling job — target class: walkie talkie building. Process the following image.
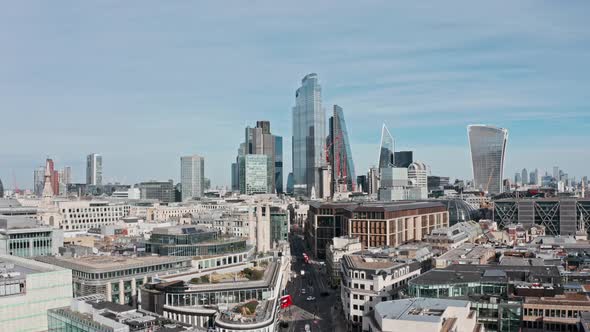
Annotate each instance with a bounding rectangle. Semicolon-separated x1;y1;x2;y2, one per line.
467;124;508;195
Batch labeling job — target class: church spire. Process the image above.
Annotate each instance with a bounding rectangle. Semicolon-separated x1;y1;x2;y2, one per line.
41;159;54;199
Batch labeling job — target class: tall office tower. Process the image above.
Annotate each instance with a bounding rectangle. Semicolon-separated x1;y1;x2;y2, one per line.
86;153;103;185
378;124;395;169
514;172;522;185
0;178;3;198
521;168;528;185
357;175;368;193
286;173;294;195
408;161;428;191
61;166;72;185
239;155;269;195
467;124;508;194
246;121;277;193
33;166;45;196
180;155;205;201
328;105;356;194
274;136;283;193
553;167;560;180
368;167;380;195
394;151;413;168
292;73;326;197
231;162;239;191
529;169;537;185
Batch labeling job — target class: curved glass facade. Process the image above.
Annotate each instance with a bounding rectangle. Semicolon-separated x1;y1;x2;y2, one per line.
292;73;325;197
438;199;478;225
329;105;356;192
468;125;508;194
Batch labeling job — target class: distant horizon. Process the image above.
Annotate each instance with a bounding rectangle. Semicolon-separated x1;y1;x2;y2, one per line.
2;2;589;189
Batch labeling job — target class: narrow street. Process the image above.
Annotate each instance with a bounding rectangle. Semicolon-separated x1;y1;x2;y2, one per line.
280;233;346;332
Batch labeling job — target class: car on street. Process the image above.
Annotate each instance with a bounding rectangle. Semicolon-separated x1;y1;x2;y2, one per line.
306;296;316;301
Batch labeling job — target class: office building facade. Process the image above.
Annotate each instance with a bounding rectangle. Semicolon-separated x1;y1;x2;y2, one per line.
33;166;45;196
394;150;413;168
245;121;276;193
306;201;448;258
467;125;508;194
292;73;326;197
328;105;356;193
138;180;175;203
0;255;72;332
36;255;191;306
239;154;270;195
86;153;102;186
0;216;63;257
180;155;205;201
274;135;283;193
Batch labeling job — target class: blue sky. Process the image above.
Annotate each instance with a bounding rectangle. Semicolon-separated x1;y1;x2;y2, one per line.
1;1;590;189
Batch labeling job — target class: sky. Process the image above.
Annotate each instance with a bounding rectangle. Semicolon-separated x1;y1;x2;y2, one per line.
1;1;590;189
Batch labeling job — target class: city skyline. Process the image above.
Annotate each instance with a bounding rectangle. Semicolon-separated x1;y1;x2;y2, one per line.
2;2;590;188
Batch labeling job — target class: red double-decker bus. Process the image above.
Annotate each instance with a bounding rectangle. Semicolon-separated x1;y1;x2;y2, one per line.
302;253;310;264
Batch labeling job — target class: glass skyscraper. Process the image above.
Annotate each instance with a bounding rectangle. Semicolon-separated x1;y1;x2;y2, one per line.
292;73;326;197
86;153;102;186
328;105;356;193
274;135;283;193
467;124;508;194
180;155;205;201
378;124;394;169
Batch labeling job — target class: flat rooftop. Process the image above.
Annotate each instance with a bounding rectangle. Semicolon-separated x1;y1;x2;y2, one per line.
151;225;215;236
0;216;51;231
0;254;66;276
36;255;191;273
437;244;493;261
525;293;590;307
411;264;561;286
310;200;445;212
343;252;407;272
374;298;470;323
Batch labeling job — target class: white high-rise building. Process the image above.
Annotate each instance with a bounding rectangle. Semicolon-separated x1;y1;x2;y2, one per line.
408;161;428;189
86;153;102;185
180;155;205;201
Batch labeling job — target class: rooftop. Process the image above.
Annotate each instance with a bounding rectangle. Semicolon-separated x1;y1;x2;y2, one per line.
151;225;214;236
309;200;446;212
436;244;494;262
36;255;191;273
342;252;409;273
411;264;561;286
525;293;590;307
0;254;66;277
0;216;52;232
374;298;470;323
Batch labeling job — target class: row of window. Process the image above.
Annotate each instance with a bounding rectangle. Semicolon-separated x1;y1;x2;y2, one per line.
72;262;189;280
524;307;583;318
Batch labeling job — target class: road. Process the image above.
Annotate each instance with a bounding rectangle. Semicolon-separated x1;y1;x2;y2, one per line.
280;232;346;332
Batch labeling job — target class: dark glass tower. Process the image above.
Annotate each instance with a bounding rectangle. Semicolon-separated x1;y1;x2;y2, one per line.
394;151;413;168
328;105;356;193
274;136;283;193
